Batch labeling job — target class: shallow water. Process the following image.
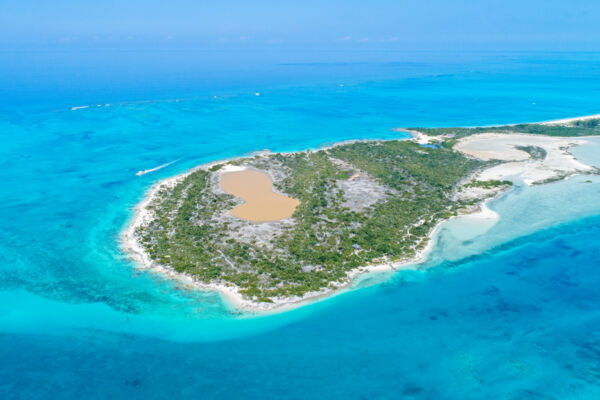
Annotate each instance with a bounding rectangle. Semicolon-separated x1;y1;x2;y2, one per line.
1;51;600;398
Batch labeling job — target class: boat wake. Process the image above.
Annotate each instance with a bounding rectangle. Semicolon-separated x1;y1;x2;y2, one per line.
136;160;179;176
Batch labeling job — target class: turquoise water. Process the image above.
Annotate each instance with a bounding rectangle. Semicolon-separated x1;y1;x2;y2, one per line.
1;52;600;398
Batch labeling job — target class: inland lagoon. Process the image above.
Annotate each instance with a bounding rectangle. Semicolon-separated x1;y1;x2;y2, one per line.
219;167;300;222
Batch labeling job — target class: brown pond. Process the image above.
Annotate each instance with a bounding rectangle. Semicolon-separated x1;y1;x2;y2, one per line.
219;169;300;222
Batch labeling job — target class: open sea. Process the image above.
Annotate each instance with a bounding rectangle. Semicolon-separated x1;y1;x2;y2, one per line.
1;50;600;399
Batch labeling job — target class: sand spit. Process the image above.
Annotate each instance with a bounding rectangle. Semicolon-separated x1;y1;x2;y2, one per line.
393;128;438;144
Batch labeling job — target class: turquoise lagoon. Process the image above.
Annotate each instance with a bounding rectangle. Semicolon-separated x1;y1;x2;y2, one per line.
1;52;600;399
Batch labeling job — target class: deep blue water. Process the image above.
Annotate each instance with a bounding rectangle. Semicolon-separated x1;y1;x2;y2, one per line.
1;51;600;399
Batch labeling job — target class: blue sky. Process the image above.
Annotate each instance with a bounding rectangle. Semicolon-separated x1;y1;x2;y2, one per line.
2;0;600;50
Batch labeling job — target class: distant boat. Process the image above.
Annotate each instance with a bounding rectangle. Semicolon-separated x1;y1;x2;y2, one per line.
136;160;178;176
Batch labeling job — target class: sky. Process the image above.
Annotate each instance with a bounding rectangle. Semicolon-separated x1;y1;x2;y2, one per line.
1;0;600;51
2;0;600;109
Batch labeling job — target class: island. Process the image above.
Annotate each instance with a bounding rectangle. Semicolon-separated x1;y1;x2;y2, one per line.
123;116;600;311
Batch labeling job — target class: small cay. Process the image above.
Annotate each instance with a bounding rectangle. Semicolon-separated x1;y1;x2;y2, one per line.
124;116;600;311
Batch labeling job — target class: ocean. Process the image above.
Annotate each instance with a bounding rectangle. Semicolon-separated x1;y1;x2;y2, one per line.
1;50;599;399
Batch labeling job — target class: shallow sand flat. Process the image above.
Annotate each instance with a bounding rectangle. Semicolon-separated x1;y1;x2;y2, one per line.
454;133;582;161
455;133;595;184
220;169;300;222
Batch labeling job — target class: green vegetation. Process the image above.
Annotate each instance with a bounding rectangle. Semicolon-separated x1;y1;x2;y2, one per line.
209;163;224;172
411;119;600;139
464;180;513;189
514;145;547;160
136;140;486;301
573;119;599;128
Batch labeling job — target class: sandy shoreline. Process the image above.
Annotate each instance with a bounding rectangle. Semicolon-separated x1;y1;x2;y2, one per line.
121;146;499;314
121;138;449;314
122;174;471;314
122;119;596;314
540;113;600;125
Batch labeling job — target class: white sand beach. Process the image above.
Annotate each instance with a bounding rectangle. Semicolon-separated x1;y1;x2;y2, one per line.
121;142;457;313
540;113;600;125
